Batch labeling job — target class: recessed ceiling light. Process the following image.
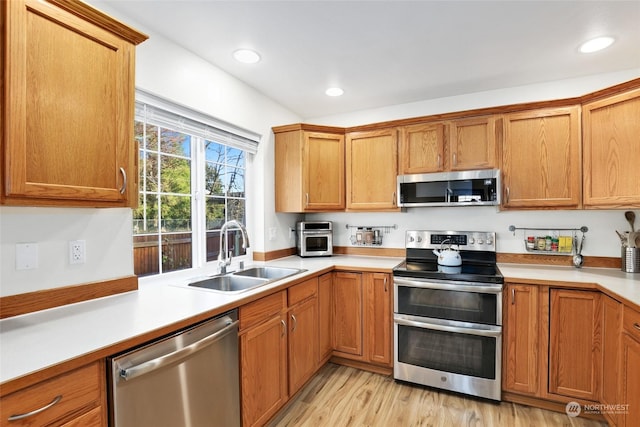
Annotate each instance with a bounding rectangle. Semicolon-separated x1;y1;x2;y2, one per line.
325;87;344;97
579;36;615;53
233;49;261;64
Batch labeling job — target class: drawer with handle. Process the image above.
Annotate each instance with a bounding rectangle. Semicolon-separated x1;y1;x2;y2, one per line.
1;362;103;426
623;305;640;341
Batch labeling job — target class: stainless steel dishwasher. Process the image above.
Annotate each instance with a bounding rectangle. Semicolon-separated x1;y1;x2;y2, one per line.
108;310;240;427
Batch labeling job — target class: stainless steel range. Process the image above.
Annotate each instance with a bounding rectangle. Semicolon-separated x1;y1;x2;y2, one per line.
393;230;503;401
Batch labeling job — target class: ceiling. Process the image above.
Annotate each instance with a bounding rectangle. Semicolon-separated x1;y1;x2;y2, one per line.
96;0;640;119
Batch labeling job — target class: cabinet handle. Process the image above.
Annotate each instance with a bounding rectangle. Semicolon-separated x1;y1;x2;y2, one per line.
119;167;127;194
634;322;640;331
392;192;396;206
281;319;287;337
511;288;515;305
506;186;510;203
453;153;457;166
384;275;388;292
437;154;442;168
8;395;62;421
305;193;309;207
291;314;297;332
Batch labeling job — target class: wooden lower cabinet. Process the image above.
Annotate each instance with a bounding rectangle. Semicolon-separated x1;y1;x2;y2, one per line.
503;283;540;396
366;272;392;366
332;272;363;356
0;361;106;427
317;272;333;364
601;295;622;426
287;279;319;396
240;292;288;427
548;289;601;402
619;306;640;427
332;271;392;368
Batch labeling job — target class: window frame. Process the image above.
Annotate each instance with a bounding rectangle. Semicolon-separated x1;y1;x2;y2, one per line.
134;90;259;281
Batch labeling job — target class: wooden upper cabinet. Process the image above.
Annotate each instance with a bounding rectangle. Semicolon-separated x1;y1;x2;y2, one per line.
2;0;147;207
346;129;399;210
449;116;499;171
501;106;581;209
274;128;345;212
399;123;445;174
399;116;498;174
582;88;640;208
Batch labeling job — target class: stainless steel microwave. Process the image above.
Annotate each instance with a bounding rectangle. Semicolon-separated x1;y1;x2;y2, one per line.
397;169;500;207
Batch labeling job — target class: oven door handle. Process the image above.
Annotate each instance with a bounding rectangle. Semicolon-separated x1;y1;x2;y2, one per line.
394;317;502;338
393;277;502;294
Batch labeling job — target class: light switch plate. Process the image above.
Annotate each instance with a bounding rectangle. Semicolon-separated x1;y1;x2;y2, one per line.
16;243;38;270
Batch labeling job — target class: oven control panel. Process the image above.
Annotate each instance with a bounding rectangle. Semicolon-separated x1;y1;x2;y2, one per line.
405;230;496;251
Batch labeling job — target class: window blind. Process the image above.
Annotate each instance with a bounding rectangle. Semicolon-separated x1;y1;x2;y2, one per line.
135;89;261;154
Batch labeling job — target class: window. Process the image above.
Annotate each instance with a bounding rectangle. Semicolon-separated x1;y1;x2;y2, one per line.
133;90;259;277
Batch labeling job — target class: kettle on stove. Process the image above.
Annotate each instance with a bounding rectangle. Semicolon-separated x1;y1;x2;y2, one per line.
432;239;462;266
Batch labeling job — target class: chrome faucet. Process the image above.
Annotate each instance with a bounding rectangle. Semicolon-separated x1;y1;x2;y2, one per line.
218;220;250;274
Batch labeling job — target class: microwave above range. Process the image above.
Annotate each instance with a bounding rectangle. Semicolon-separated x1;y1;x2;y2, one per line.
397;169;500;208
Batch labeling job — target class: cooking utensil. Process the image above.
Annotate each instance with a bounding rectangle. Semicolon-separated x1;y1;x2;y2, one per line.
616;230;628;246
572;234;585;268
628;231;638;248
625;211;636;232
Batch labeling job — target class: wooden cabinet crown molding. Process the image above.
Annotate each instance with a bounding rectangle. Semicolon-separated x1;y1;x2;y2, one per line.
33;0;148;44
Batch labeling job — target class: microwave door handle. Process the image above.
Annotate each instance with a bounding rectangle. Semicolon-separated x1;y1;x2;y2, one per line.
394;317;501;338
393;277;502;294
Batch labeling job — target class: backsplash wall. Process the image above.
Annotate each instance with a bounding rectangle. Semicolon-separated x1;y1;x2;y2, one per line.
307;208;631;258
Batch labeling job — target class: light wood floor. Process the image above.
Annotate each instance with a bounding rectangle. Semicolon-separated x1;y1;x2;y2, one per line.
268;363;607;427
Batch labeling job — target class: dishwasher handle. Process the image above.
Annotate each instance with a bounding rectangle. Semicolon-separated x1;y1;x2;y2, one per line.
119;319;238;381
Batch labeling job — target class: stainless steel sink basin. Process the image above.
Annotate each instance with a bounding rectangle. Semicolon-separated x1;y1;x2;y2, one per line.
232;266;305;281
188;275;268;292
187;266;306;293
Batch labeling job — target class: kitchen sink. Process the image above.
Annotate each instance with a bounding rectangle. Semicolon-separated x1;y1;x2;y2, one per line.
188;275;268;292
187;266;306;293
232;266;304;281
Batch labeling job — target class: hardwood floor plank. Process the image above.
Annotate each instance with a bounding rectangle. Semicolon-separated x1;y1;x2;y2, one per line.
268;364;607;427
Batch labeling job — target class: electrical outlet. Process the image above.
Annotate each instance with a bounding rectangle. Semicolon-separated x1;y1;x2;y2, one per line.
69;240;86;264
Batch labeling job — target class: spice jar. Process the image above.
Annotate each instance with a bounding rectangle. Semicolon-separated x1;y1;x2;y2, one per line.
537;237;546;250
526;236;535;250
545;236;552;251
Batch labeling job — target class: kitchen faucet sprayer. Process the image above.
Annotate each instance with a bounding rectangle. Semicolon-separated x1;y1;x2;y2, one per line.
218;220;250;273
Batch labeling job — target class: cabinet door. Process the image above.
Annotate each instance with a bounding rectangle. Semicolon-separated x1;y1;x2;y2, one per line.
240;314;288;427
3;0;139;206
583;88;640;208
449;116;498;171
332;272;363;356
366;272;392;366
346;129;399;210
620;333;640;427
503;283;540;396
305;132;345;210
502;107;581;208
601;295;622;426
317;272;333;364
548;289;601;401
399;123;445;174
288;297;318;395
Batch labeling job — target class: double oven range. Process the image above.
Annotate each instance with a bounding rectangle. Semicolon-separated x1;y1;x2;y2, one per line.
393;230;503;401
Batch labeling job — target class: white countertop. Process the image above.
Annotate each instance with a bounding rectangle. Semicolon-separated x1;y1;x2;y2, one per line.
1;254;638;387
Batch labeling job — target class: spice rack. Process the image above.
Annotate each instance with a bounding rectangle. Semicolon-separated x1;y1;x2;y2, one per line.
508;225;588;256
346;224;397;246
